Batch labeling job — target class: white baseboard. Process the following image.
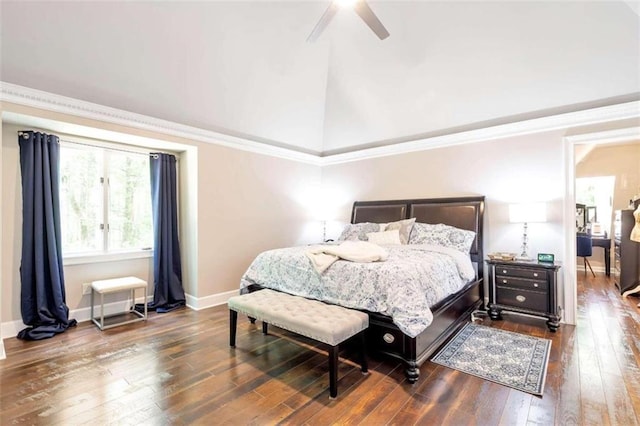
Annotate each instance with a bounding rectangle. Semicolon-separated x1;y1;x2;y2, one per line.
0;289;238;356
1;296;151;339
185;289;237;311
1;290;238;340
578;264;606;274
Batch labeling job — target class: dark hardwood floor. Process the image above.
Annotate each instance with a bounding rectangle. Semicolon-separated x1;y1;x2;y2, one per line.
1;273;639;425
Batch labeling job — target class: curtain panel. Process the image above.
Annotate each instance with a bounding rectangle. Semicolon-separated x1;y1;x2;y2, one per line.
17;131;76;340
148;153;186;312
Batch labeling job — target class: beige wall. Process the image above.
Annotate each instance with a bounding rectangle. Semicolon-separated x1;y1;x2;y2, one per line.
1;99;637;335
574;141;640;269
576;142;640;211
193;142;321;300
1;105;320;330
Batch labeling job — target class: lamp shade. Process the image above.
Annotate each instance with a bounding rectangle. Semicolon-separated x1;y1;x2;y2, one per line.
509;202;547;224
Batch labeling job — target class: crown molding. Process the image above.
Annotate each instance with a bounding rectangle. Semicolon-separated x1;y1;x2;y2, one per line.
2;81;638;167
564;126;640;145
0;82;322;166
321;101;640;165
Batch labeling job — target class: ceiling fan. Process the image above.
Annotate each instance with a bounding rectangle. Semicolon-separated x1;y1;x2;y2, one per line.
307;0;390;42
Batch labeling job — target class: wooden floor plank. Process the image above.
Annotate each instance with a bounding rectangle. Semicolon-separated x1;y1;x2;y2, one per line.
1;272;639;425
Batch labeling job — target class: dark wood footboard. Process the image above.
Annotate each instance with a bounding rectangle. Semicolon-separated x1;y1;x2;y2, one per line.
365;278;482;382
352;195;485;382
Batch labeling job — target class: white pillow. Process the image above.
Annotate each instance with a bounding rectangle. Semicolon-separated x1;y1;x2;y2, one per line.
382;218;416;244
366;229;402;245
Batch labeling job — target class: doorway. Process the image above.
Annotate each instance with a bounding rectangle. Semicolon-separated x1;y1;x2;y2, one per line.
563;127;640;325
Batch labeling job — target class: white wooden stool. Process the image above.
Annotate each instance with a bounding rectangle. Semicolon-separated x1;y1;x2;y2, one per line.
91;276;148;330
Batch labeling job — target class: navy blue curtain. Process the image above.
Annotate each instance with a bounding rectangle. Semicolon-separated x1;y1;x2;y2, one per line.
17;131;76;340
147;153;185;312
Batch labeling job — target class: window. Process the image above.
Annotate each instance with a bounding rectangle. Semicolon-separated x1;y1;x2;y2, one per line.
576;176;615;236
59;142;153;257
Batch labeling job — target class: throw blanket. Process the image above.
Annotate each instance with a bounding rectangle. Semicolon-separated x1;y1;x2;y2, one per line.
305;241;389;273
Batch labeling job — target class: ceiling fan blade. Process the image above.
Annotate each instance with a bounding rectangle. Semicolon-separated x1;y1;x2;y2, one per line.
354;1;390;40
307;3;339;43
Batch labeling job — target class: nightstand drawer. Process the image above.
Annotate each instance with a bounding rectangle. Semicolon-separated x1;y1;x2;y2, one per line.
495;266;546;281
494;276;548;291
496;286;548;312
487;259;561;332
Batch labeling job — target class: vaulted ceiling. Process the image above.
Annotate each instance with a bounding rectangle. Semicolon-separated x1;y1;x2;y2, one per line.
1;1;639;155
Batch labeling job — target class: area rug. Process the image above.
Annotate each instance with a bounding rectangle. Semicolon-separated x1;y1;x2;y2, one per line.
431;323;551;396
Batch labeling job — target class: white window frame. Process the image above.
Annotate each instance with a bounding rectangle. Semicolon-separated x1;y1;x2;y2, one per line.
59;137;155;266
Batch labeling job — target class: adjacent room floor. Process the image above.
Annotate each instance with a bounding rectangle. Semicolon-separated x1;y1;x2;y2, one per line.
1;272;639;425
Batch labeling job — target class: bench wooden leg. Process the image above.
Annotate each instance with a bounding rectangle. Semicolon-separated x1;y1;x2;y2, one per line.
262;321;268;334
329;345;338;398
229;310;238;347
359;331;368;373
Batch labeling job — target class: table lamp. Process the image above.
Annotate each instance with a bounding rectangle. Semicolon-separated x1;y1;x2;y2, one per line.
509;202;547;260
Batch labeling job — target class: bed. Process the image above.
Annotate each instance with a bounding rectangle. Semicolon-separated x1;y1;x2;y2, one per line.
241;196;485;382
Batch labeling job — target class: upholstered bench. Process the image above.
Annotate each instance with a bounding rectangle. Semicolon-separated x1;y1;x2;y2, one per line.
90;276;148;330
228;289;369;398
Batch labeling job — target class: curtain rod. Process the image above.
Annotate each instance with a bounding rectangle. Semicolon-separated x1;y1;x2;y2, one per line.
18;130;170;159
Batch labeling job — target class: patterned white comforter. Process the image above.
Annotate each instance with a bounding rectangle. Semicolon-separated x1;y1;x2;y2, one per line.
239;244;476;338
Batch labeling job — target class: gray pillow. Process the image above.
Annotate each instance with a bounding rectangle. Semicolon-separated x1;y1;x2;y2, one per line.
409;222;476;253
338;222;382;241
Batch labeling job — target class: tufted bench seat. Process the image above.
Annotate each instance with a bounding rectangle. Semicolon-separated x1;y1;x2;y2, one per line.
228;288;369;398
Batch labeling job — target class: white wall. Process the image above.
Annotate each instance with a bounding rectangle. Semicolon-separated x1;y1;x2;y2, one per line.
322;130;571;322
0;108;5;359
323;131;567;258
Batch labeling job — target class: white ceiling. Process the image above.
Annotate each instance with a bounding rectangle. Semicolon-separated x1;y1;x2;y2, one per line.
1;1;639;156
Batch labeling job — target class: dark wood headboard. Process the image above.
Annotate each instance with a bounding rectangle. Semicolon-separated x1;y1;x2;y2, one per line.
351;196;485;276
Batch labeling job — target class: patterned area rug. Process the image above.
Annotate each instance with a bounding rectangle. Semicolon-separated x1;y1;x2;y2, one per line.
431;322;551;396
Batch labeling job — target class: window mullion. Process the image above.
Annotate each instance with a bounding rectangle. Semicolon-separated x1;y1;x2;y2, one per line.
102;150;110;252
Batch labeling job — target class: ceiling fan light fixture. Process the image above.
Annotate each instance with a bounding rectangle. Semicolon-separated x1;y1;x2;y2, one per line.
335;0;359;9
307;0;389;42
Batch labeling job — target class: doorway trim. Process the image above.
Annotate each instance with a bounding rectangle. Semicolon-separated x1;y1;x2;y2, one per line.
563;126;640;325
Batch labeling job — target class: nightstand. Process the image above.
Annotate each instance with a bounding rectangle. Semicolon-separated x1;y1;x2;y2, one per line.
486;259;562;332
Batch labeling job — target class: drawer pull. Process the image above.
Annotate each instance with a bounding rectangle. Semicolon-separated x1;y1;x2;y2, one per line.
383;333;395;344
502;269;507;274
502;279;508;284
533;283;539;288
516;295;526;303
533;273;538;277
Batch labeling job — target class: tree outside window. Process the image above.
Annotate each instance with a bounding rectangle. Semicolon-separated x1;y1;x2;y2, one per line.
59;143;153;255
